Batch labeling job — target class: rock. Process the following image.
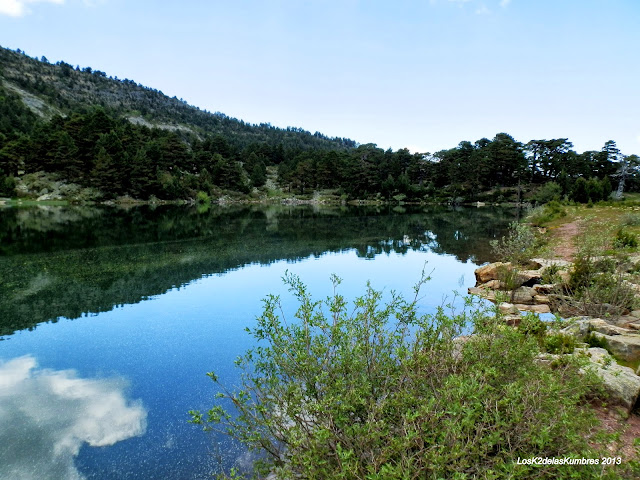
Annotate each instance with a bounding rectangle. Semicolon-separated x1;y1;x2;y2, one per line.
627;322;640;332
557;270;571;286
511;286;536;304
530;258;572;270
36;193;63;201
559;317;591;340
452;335;472;360
533;284;558;295
514;303;551;314
498;302;519;315
468;287;496;302
516;270;542;286
503;314;521;326
630;310;640;319
533;294;550;304
478;279;505;290
591;332;640;363
586;318;635;336
475;262;511;284
583;348;640;413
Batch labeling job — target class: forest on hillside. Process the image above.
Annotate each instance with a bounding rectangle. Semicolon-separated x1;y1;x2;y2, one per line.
0;46;638;202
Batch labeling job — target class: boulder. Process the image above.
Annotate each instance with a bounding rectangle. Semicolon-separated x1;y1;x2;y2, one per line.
530;258;572;270
468;287;496;302
478;279;505;290
503;314;521;326
583;348;640;413
475;262;511;284
591;332;640;363
533;294;550;304
558;317;592;340
533;284;558;295
516;270;542;286
498;302;519;315
557;270;571;286
627;322;640;332
586;318;635;336
510;286;536;305
514;303;551;314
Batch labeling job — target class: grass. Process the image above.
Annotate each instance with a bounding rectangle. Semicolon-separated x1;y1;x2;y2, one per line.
531;201;640;256
2;199;71;207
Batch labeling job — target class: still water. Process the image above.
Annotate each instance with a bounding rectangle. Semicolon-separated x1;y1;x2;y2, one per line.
0;204;516;479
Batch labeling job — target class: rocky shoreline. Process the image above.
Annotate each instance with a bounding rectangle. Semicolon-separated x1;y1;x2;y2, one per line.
469;258;640;413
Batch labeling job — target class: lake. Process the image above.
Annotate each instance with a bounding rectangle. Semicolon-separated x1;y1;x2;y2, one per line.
0;203;517;479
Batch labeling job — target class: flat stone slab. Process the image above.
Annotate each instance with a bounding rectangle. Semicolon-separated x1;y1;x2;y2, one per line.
514;303;551;314
592;332;640;363
475;262;511;284
587;318;636;336
583;348;640;413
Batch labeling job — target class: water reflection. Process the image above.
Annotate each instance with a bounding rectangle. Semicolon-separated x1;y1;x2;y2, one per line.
0;356;147;480
0;205;517;336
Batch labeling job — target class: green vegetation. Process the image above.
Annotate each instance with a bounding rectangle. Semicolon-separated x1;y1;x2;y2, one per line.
489;221;541;265
1;46;639;203
565;228;638;316
190;274;624;479
526;201;567;226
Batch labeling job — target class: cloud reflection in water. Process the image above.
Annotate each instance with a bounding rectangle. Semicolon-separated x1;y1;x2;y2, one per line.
0;356;147;480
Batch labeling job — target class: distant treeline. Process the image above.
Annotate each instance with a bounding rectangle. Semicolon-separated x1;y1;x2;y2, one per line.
0;46;638;201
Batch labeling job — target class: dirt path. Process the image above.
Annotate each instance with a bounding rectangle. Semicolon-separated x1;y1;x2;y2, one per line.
549;219;582;261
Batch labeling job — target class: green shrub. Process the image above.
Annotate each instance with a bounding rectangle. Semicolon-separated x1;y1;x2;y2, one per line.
621;212;640;226
541;263;562;284
191;274;612;479
534;181;562;204
569;230;638;315
0;175;16;197
614;228;638;249
490;221;539;265
196;190;211;205
544;333;577;354
526;201;566;226
586;332;608;349
519;312;548;340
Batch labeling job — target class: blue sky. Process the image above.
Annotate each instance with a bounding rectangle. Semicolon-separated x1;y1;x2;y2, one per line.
0;0;638;155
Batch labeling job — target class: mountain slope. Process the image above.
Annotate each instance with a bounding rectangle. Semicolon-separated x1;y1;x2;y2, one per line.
0;46;356;152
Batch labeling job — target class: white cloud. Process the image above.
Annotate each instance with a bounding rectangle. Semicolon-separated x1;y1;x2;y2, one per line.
476;4;491;15
0;356;147;480
636;134;640;145
0;0;64;17
500;0;512;7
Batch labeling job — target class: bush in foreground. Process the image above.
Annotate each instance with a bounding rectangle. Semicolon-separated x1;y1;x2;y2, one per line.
191;273;621;479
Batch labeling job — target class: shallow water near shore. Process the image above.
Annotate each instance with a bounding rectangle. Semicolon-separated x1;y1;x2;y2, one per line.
0;204;517;478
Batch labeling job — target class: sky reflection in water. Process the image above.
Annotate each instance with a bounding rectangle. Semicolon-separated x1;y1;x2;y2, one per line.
0;205;514;478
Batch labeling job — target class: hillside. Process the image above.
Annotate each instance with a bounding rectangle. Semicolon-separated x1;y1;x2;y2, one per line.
0;46;356;152
0;45;637;204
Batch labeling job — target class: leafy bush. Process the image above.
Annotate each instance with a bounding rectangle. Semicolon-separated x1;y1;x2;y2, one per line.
0;175;16;197
190;274;612;479
196;190;211;205
490;221;539;265
519;312;548;340
586;332;608;349
568;229;638;315
526;201;566;226
544;333;577;354
541;263;562;284
621;212;640;226
614;228;638;249
534;181;562;204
